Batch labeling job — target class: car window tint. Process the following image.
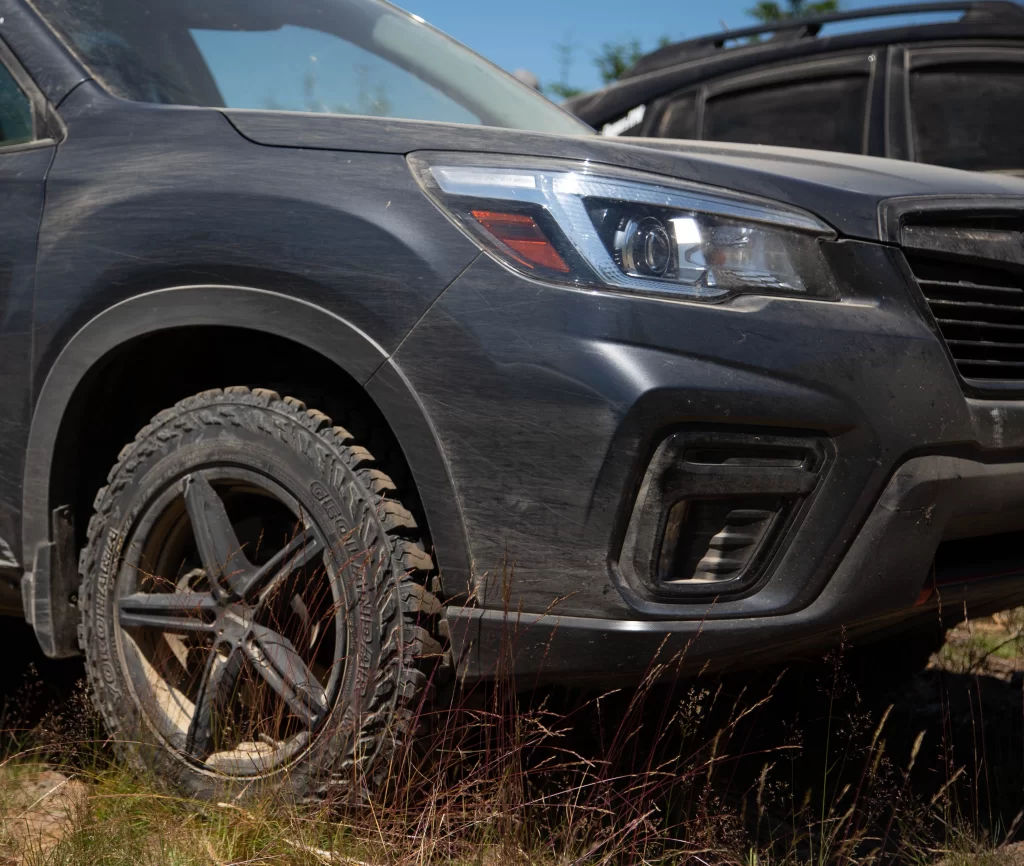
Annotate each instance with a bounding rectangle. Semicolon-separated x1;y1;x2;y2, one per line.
30;0;589;135
910;62;1024;172
191;26;479;123
658;92;698;139
703;74;869;153
0;65;33;146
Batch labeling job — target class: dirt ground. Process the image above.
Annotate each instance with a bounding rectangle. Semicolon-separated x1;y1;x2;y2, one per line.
3;614;1024;863
0;768;89;862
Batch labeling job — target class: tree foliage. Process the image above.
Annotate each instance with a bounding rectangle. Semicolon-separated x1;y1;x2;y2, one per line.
595;39;644;85
747;0;839;22
546;36;584;99
545;35;672;100
594;36;673;84
547;82;584;99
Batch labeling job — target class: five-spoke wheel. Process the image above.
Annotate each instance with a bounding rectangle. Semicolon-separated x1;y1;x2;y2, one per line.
79;388;441;800
117;470;340;773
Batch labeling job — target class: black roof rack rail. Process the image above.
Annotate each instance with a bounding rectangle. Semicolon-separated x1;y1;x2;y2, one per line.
623;1;1024;78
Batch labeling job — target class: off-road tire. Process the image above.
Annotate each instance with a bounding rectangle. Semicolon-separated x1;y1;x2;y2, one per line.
78;386;444;802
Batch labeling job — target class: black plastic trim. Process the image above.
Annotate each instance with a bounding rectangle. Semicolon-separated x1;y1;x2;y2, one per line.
618;430;830;601
0;0;88;106
880;195;1024;397
22;506;77;658
450;452;1024;683
627;2;1024;77
0;26;62;144
879;194;1024;242
22;285;474;605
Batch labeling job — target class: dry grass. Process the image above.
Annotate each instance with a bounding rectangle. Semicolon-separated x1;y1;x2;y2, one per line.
0;610;1024;865
935;609;1024;679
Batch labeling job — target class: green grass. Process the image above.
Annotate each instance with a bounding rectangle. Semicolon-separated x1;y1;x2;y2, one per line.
4;614;1024;865
1;761;374;866
935;610;1024;674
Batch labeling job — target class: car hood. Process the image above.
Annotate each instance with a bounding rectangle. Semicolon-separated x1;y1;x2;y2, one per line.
224;110;1024;240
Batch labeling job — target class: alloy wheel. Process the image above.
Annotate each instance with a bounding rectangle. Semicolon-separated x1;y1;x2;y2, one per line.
115;468;346;776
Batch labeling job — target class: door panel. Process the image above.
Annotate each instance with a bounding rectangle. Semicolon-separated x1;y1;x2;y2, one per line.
0;146;50;573
0;47;53;575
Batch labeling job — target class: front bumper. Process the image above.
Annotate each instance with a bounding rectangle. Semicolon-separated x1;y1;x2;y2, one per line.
446;454;1024;681
387;237;1024;682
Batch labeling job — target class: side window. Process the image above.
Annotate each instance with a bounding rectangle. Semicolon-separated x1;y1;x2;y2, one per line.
189;26;480;123
657;91;698;139
703;73;870;153
0;63;33;147
909;60;1024;172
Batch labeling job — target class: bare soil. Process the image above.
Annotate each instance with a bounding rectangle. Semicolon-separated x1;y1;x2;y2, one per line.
2;613;1024;863
0;768;88;861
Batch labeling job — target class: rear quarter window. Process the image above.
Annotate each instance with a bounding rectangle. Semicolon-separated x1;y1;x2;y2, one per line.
657;91;698;139
0;65;33;146
703;74;870;153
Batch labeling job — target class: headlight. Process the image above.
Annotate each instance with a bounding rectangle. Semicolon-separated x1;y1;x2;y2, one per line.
409;153;838;302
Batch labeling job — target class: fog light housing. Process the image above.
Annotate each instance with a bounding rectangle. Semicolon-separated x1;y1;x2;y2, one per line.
618;431;830;601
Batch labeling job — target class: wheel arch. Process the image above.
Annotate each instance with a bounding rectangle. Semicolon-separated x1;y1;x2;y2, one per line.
22;285;471;654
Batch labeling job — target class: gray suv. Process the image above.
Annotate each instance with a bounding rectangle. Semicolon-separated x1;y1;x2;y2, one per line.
1;0;1024;803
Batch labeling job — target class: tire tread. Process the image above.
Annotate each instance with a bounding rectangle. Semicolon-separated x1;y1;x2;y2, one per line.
78;385;445;802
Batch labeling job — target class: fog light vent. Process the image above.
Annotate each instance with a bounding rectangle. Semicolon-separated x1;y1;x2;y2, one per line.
618;430;831;601
659;499;780;584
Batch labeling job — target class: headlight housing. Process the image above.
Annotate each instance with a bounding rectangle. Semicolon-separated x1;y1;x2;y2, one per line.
409;153;838;302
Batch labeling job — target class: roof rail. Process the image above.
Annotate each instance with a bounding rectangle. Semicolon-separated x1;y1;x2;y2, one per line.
624;1;1024;78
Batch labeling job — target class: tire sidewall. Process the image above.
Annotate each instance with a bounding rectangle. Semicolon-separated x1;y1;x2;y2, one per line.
81;392;407;801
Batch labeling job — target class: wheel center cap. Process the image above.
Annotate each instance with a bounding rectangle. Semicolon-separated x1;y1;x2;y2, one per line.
214;604;253;646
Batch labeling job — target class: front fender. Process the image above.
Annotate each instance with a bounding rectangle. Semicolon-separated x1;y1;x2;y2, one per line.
22;285;472;653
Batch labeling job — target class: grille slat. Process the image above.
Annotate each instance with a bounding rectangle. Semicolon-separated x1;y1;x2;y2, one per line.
660;502;777;585
946;339;1024;351
919;278;1023;301
944;339;1024;364
905;238;1024;384
937;317;1024;333
952;358;1024;368
928;298;1024;318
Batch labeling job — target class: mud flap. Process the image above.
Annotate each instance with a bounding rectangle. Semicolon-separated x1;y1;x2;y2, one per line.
21;506;80;659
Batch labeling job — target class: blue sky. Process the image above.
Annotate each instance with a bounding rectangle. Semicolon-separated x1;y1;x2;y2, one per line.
396;0;958;93
186;0;965;115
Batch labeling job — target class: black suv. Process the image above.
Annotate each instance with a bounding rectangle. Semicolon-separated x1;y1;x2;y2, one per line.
3;0;1024;803
566;1;1024;175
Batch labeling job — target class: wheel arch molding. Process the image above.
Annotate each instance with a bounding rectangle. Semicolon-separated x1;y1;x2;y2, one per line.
22;284;470;656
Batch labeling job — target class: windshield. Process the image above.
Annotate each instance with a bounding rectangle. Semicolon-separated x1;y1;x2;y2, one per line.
29;0;591;135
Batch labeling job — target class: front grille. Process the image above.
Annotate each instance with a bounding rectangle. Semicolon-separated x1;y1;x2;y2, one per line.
903;221;1024;384
911;255;1024;381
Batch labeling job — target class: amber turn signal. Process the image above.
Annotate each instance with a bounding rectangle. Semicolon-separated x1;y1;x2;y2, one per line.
469;210;569;273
